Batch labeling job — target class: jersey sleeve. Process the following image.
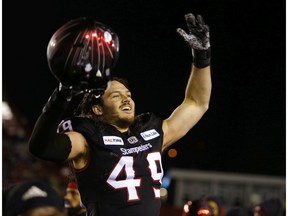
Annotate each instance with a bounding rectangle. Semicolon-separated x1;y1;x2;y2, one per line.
57;116;96;136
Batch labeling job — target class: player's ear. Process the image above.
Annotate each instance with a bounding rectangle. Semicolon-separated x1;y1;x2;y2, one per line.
92;105;103;115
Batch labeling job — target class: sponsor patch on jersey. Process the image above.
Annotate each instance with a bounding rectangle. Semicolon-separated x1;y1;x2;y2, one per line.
103;136;124;145
127;136;138;144
140;129;160;141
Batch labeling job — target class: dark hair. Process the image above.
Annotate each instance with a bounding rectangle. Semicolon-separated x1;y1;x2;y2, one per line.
78;77;130;119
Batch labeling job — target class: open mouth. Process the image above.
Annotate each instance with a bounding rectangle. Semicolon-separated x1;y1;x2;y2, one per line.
121;105;131;111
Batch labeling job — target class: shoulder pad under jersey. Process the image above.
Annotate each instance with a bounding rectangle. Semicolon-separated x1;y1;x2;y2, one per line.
133;112;163;131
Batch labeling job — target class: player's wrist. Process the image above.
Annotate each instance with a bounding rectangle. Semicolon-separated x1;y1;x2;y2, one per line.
192;47;211;68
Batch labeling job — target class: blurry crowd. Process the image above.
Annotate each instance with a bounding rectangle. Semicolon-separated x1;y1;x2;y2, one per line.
2;116;68;192
3;177;87;216
3;117;87;216
180;195;285;216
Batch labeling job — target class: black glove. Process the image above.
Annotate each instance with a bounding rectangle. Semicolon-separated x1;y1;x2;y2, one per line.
42;81;106;114
42;83;77;113
177;13;211;68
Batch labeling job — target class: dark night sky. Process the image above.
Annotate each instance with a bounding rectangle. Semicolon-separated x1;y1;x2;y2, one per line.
3;0;286;176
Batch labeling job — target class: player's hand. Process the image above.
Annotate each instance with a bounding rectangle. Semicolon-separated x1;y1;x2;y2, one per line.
57;83;77;102
177;13;210;50
58;81;106;102
177;13;211;68
58;82;90;102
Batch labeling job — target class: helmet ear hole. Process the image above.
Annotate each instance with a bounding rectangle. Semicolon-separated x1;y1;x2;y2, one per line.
47;17;120;92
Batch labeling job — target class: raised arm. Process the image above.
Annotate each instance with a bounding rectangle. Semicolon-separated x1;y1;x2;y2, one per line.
28;85;87;162
162;13;212;150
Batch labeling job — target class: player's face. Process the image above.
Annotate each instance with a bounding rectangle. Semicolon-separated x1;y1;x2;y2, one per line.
96;80;135;130
207;201;219;216
64;188;81;208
